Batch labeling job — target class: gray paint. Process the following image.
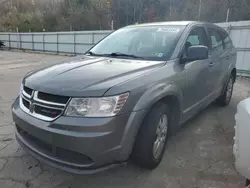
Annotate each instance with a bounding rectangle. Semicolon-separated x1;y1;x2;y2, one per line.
12;21;236;174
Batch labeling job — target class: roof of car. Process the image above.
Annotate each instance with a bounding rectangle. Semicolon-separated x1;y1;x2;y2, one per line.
126;21;194;27
126;21;214;28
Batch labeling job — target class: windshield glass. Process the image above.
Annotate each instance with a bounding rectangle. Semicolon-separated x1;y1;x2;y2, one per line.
88;25;185;61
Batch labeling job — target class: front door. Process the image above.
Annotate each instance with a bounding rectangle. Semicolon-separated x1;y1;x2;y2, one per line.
182;26;213;120
206;27;225;94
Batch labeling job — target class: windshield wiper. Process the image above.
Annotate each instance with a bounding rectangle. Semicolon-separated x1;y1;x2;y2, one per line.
86;51;144;59
85;51;99;56
108;52;144;59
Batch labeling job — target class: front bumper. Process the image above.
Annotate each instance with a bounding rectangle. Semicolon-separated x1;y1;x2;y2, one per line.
12;97;145;174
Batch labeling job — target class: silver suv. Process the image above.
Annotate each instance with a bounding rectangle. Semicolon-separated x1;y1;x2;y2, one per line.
12;21;237;174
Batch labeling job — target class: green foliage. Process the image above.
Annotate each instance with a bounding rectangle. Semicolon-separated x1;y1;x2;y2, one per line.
1;0;250;32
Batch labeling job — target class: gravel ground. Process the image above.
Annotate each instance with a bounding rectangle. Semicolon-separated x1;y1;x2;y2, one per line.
0;51;249;188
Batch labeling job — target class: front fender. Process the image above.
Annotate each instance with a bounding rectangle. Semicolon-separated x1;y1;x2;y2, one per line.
118;83;183;160
133;83;183;112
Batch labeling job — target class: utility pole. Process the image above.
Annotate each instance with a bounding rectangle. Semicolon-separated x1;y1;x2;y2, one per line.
111;20;114;30
126;0;129;25
198;0;202;21
133;1;136;23
169;0;172;17
240;0;245;19
226;8;230;22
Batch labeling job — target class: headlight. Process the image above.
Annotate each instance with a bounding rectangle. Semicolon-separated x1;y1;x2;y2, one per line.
64;93;129;117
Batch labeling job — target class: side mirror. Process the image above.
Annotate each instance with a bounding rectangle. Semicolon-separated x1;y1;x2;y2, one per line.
181;45;209;63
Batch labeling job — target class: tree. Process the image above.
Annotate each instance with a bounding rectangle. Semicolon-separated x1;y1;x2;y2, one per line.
1;0;250;32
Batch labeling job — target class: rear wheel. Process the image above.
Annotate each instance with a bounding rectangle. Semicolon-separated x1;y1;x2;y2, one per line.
216;74;234;106
131;102;170;169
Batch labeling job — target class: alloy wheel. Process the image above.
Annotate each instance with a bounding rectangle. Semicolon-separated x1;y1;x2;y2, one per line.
153;114;168;160
226;77;233;102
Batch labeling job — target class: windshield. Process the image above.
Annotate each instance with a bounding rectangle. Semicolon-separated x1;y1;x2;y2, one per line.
87;25;185;61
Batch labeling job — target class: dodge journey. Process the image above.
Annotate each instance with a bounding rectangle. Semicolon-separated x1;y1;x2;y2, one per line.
12;21;237;174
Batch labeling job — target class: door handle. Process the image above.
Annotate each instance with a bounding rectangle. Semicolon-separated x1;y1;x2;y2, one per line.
225;56;230;59
208;62;215;67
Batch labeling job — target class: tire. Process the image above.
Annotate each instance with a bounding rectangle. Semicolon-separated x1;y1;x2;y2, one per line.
131;102;170;169
216;74;234;106
246;179;250;187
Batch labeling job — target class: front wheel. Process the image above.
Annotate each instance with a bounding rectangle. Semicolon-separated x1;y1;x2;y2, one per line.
131;102;170;169
246;179;250;187
216;74;234;106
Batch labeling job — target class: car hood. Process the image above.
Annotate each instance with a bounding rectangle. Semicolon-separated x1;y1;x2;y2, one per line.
24;56;165;97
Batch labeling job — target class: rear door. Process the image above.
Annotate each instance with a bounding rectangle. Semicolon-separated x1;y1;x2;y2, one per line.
206;27;225;93
220;30;237;83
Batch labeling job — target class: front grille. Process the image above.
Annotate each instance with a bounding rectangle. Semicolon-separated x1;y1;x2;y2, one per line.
16;125;93;165
34;105;62;118
23;86;32;96
37;92;69;104
20;85;70;121
22;98;30;109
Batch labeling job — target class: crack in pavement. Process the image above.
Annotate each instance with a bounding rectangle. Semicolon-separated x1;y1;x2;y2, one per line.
0;177;27;185
0;123;14;128
0;133;13;136
0;140;14;152
0;158;44;187
0;158;8;173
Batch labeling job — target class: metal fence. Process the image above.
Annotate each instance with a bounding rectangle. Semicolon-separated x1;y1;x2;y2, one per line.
217;21;250;77
0;30;112;55
1;21;250;76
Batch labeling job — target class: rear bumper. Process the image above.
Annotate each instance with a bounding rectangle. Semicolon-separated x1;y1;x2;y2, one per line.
12;97;145;174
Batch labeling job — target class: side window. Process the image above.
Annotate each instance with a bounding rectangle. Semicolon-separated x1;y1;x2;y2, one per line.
208;28;224;54
220;31;233;50
184;27;208;55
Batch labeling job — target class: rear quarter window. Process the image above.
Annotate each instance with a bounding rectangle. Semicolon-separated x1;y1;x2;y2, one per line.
220;31;234;50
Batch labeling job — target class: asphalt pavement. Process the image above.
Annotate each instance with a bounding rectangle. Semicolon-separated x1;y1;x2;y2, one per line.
0;51;248;188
